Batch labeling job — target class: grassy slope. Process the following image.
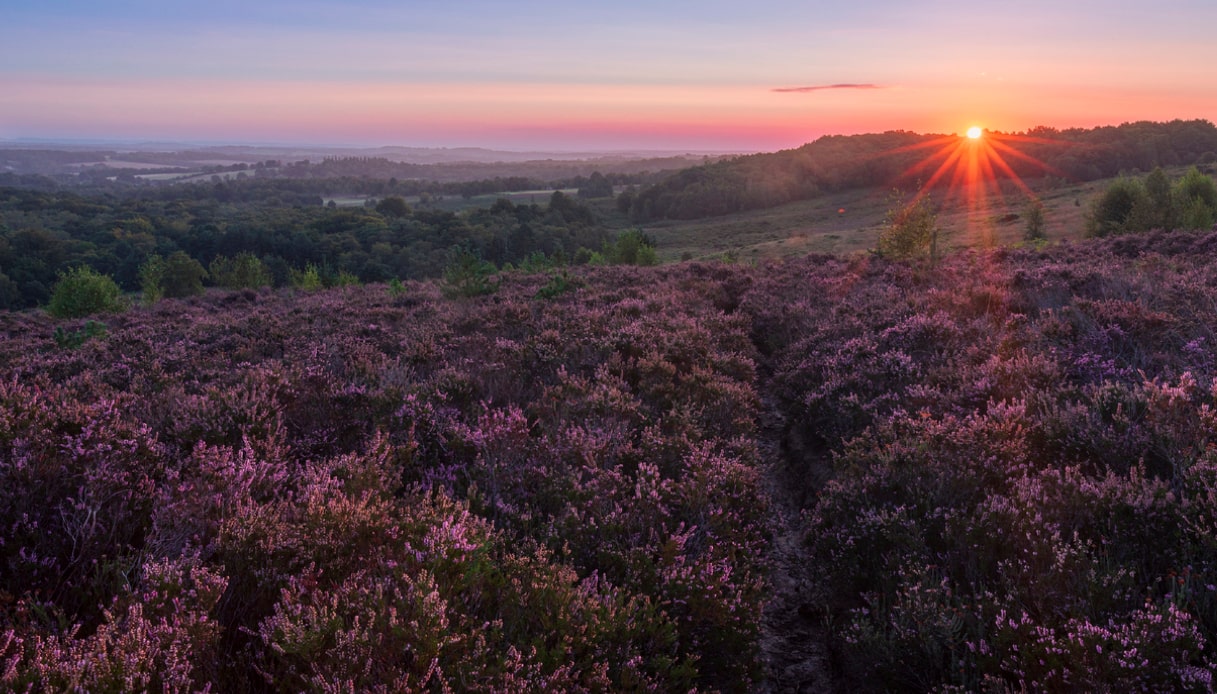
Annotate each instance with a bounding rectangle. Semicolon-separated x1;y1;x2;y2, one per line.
634;172;1162;262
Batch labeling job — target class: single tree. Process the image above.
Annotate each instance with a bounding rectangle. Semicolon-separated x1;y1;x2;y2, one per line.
375;196;411;218
1023;199;1046;241
210;252;272;290
47;266;125;318
877;194;939;260
1142;167;1175;231
1087;178;1146;237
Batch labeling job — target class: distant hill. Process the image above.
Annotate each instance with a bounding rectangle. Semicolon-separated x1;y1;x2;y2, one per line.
628;119;1217;221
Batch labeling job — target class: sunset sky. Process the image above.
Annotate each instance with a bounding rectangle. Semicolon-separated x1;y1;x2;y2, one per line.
2;0;1216;152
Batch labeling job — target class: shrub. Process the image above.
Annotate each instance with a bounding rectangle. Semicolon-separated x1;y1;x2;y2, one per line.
442;247;499;298
877;193;939;259
1024;199;1046;240
52;319;107;349
374;195;410;218
604;229;658;266
46;266;125;318
1176;167;1217;229
141;252;208;301
534;270;581;300
288;263;324;291
1087;177;1147;237
209;252;272;290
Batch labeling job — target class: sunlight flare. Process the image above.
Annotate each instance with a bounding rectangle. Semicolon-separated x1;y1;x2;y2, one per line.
966;126;983;139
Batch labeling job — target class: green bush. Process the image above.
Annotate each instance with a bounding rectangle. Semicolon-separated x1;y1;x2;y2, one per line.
333;270;361;288
53;320;108;349
1023;199;1046;241
877;194;939;259
46;266;125;318
289;263;324;292
442;247;499;298
534;271;582;300
1087;177;1147;237
209;252;272;290
1175;166;1217;229
604;229;658;266
140;252;207;302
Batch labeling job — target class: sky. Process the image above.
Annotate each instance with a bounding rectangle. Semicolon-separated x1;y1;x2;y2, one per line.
2;0;1216;152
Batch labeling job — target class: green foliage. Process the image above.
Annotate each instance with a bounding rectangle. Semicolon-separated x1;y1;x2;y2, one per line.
139;255;166;305
373;195;410;218
209;252;272;290
1089;167;1217;236
572;247;598;266
1023;199;1046;241
1175;166;1217;229
1087;177;1147;237
334;270;361;288
629;120;1217;222
386;277;406;297
517;251;564;273
46;266;125;318
289;263;324;292
140;252;207;302
0;179;608;310
534;270;582;300
52;320;107;349
162;252;208;298
576;171;614;199
877;194;939;260
1179;194;1216;230
442;247;499;298
1176;166;1217;209
603;229;659;266
1142;166;1176;231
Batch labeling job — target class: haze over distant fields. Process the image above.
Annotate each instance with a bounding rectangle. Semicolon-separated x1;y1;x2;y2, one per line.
2;0;1216;152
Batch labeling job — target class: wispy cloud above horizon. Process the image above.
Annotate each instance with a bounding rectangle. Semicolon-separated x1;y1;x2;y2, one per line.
772;83;882;94
2;0;1217;150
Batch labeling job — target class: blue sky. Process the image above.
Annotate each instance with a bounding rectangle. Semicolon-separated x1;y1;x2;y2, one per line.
3;1;1216;150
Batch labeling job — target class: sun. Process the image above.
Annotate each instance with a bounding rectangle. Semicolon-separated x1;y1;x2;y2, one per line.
966;126;983;140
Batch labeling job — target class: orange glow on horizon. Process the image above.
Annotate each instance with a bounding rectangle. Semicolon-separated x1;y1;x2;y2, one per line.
875;128;1078;245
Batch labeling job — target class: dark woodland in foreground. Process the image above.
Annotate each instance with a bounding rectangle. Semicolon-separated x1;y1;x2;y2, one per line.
6;227;1217;690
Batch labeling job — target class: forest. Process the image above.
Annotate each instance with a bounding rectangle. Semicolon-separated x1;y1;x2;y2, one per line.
625;120;1217;221
0;186;612;310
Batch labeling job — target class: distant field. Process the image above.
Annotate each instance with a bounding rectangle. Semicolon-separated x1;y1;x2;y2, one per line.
423;188;579;212
69;160;185;170
320;195;373;208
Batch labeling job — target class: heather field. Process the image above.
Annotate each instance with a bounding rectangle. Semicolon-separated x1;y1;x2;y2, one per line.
6;230;1217;691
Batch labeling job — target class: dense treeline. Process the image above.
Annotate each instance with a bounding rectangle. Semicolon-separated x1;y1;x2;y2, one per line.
279;155;688;189
0;186;606;309
629;119;1217;221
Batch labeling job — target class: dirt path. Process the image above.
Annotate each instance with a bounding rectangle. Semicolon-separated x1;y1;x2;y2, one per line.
756;402;832;693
